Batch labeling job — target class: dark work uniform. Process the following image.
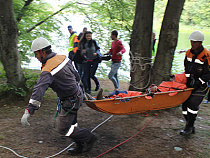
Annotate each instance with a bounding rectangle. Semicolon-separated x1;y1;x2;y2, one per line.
27;52;93;143
183;46;210;129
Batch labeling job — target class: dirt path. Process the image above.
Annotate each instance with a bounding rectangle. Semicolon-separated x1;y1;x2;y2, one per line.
0;79;209;158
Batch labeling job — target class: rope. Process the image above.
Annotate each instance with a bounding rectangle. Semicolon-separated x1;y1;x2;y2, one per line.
129;44;210;90
129;50;152;90
129;50;152;72
129;70;152;90
91;115;113;133
0;146;28;158
0;115;113;158
94;114;160;158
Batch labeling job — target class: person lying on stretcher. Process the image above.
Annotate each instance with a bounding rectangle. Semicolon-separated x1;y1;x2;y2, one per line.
85;73;187;100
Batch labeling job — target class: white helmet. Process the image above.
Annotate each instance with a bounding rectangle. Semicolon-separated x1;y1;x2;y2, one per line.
31;37;51;52
188;31;204;42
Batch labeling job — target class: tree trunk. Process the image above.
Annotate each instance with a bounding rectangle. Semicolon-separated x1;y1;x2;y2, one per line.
0;0;27;90
129;0;155;91
152;0;185;84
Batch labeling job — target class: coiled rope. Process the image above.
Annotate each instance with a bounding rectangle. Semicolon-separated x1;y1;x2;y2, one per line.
0;115;113;158
129;50;152;90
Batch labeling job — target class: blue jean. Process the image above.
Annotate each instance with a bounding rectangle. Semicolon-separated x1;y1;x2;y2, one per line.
76;63;84;82
108;62;121;89
83;60;99;93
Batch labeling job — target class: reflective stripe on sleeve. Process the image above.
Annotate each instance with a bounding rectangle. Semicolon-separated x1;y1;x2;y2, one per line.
185;74;190;77
29;99;41;107
199;78;205;84
182;111;188;115
65;123;78;137
51;57;69;76
187;57;192;62
194;59;204;64
187;108;198;114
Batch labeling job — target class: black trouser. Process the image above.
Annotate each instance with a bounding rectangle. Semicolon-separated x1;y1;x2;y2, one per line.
182;87;206;127
83;60;99;93
57;109;93;143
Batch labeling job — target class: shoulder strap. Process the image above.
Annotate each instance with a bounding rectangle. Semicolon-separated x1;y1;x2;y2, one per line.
92;40;98;50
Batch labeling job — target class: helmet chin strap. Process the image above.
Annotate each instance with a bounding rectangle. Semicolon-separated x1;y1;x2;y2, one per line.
39;49;43;62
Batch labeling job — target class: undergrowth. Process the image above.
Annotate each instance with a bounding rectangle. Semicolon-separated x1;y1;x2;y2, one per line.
0;66;40;99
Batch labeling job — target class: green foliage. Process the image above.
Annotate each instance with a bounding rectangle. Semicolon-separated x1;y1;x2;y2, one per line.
0;84;26;99
154;0;210;29
13;0;65;62
0;65;6;79
23;69;40;89
153;0;168;29
0;64;40;98
66;0;134;80
178;0;210;28
9;0;210;83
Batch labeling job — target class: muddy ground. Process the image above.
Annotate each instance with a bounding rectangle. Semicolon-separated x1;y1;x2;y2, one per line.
0;79;209;158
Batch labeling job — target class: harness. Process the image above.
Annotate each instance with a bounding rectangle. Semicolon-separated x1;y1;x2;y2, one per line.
54;96;77;118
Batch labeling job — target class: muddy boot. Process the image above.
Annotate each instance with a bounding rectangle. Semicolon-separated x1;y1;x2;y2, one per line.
68;142;85;154
180;125;194;136
96;87;104;100
180;113;196;136
83;134;98;152
183;114;188;123
180;126;195;135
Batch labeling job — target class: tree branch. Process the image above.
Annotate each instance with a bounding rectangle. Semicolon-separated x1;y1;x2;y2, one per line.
18;6;68;36
18;2;89;36
17;0;34;22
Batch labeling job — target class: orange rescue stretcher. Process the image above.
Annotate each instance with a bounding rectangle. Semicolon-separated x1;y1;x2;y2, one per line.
84;73;193;115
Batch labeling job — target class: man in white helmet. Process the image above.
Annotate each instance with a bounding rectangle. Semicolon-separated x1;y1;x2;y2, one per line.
21;37;97;154
180;31;210;136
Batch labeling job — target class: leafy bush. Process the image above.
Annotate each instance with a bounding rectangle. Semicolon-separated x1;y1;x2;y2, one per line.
23;69;40;90
0;84;26;98
0;67;40;99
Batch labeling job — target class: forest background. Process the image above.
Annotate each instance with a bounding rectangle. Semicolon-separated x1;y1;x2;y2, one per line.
0;0;210;97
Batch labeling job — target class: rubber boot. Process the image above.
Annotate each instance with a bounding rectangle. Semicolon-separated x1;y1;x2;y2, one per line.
180;114;195;135
68;141;85;154
180;125;194;136
180;125;195;135
183;114;188;123
180;113;196;136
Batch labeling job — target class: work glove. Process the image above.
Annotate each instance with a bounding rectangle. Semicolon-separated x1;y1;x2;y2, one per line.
21;109;30;126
